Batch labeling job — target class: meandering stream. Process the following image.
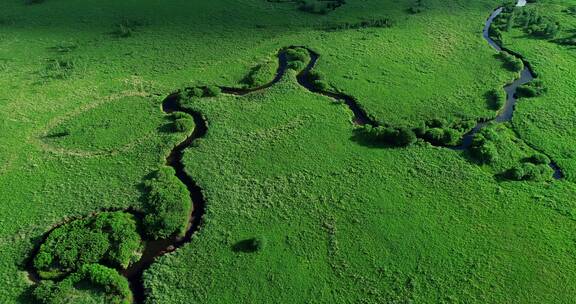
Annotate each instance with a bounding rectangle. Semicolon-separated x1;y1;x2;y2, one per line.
457;0;563;179
26;0;562;302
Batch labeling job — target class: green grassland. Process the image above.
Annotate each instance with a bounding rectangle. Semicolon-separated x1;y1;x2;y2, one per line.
144;71;576;303
0;0;575;303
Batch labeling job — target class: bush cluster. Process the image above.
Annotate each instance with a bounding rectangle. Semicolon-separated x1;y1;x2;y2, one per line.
415;118;474;146
285;47;310;70
181;85;221;100
565;6;576;15
24;0;45;5
170;112;194;133
33;264;132;304
241;61;275;88
486;88;506;110
498;52;524;72
360;125;417;147
516;8;560;38
516;79;547;98
505;162;552;181
470;128;500;164
325;18;393;31
491;4;561;41
555;35;576;46
142;167;192;240
33;212;142;279
306;70;330;91
298;0;345;14
408;0;426;14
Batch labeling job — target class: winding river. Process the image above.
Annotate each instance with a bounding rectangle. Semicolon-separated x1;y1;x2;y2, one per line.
458;0;563;179
26;0;562;302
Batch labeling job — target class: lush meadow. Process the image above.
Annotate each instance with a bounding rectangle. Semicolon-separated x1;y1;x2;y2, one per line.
0;0;575;302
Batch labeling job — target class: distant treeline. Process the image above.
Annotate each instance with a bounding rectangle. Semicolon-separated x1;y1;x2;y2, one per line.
268;0;346;15
323;18;394;31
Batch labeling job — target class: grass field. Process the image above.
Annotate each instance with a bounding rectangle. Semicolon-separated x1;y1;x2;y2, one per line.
1;0;575;303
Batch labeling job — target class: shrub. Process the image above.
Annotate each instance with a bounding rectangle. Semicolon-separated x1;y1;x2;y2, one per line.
33;264;132;304
396;127;418;146
516;79;547;98
232;236;267;253
24;0;45;5
241;61;276;88
529;153;550;165
142;167;192;240
204;85;221;97
306;70;330;91
423;128;445;145
408;0;426;14
112;19;145;38
173;117;194;133
285;47;310;70
506;165;526;180
413;122;427;137
325;18;393;31
499;52;524;72
249;236;266;251
470;133;499;164
187;87;205;98
506;163;551;181
426;118;447;128
486;89;506;110
555;36;576;46
33;212;142;278
360;125;417;147
442;128;461;146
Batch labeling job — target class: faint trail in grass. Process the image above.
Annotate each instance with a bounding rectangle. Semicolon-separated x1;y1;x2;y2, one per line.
33;91;153;157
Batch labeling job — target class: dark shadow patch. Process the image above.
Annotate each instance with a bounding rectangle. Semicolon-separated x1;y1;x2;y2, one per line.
232;238;265;253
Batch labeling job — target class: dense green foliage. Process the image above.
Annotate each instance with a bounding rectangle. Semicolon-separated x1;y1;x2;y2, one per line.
33;264;132;304
486;88;506;110
169;112;195;133
33;212;143;279
142;167;192;240
285;47;311;71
